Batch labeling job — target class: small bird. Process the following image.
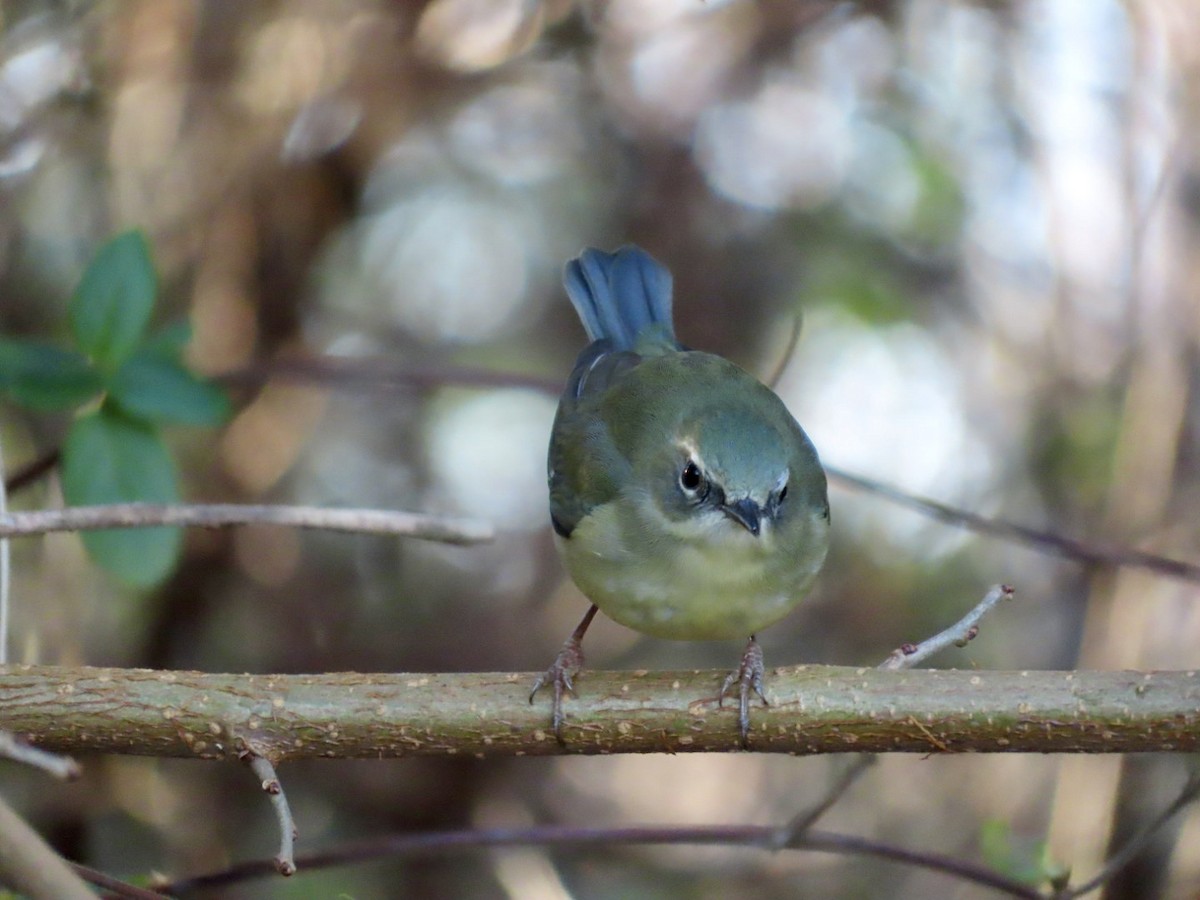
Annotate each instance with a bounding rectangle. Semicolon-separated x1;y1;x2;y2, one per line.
531;245;831;744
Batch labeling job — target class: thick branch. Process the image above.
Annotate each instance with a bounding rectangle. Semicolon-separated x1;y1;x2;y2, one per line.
0;665;1195;758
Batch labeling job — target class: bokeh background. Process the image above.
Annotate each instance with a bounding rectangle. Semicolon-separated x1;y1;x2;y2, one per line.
1;0;1199;897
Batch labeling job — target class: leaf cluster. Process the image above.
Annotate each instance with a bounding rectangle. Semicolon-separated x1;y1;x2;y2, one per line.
0;231;229;585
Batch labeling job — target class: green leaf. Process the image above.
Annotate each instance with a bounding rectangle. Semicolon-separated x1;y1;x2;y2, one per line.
107;352;230;426
140;320;193;360
69;230;157;369
0;338;103;410
979;820;1065;887
62;409;182;587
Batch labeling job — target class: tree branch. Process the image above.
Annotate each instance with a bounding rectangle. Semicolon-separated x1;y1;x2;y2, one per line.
825;467;1200;584
0;504;493;545
880;584;1013;669
1058;769;1200;898
0;665;1195;759
0;792;94;900
243;754;297;876
0;731;78;780
156;822;1046;899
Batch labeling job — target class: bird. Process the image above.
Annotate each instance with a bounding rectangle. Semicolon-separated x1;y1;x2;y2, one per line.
531;245;831;745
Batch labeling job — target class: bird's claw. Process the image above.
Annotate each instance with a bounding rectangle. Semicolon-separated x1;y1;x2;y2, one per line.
529;636;585;743
719;635;768;748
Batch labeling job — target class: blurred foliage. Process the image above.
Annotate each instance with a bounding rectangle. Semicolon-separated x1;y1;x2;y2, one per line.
979;819;1068;888
0;0;1197;898
2;230;227;584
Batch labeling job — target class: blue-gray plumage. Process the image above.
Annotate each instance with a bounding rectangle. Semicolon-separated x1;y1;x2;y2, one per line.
532;246;831;744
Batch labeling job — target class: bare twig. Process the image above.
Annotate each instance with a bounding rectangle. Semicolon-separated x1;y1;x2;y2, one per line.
0;439;9;664
764;313;804;389
0;503;493;545
71;862;168;899
879;585;1014;670
827;467;1200;584
217;357;562;396
0;732;78;781
1059;769;1200;898
244;754;297;876
2;450;59;496
776;585;1017;846
0;791;94;900
155;822;1044;899
772;756;876;847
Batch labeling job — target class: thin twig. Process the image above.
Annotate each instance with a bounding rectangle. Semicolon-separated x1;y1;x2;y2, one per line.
244;755;297;876
0;503;493;545
216;357;562;396
776;585;1017;847
772;756;876;847
0;732;79;781
879;585;1015;670
71;862;168;899
155;822;1044;899
827;467;1200;584
764;313;804;389
0;791;94;900
0;439;9;665
1060;769;1200;898
2;450;59;496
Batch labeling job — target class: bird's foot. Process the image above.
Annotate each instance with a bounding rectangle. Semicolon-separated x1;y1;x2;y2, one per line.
529;606;599;744
719;635;768;748
529;633;587;744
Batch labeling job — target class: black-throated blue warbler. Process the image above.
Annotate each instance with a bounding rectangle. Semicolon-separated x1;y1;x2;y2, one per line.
531;245;830;744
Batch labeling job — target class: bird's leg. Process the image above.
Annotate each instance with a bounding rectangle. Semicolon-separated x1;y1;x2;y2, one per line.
719;634;768;748
529;604;599;743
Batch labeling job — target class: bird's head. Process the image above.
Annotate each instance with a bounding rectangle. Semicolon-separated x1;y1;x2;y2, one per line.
649;406;795;543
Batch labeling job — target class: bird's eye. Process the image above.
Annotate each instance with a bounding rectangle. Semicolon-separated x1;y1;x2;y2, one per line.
679;460;707;498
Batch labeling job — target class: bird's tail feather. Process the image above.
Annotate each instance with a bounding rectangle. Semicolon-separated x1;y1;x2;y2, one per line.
563;246;675;350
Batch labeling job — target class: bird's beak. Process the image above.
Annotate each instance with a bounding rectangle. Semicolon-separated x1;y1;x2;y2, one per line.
722;497;764;537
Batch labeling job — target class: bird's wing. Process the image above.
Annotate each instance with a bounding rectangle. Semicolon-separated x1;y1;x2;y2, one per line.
547;341;640;538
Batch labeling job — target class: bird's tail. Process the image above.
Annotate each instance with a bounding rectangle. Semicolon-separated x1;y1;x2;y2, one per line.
563;246;675;350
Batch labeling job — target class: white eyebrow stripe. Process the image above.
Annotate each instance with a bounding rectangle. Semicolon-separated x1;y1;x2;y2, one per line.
675;438;708;472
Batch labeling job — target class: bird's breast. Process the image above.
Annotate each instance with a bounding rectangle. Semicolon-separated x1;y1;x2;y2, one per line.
558;501;826;640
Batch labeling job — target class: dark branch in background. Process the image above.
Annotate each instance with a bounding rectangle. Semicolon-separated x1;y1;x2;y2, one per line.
774;756;876;847
825;466;1200;584
216;357;562;396
1057;769;1200;899
226;358;1200;585
2;450;59;496
155;822;1046;900
71;863;165;900
6;358;1198;581
0;504;493;545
